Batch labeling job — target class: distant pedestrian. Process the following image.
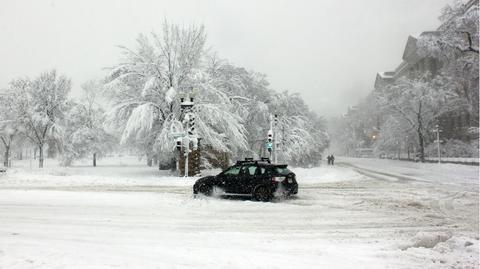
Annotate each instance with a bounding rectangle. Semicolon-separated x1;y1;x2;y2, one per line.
331;155;335;165
327;155;332;165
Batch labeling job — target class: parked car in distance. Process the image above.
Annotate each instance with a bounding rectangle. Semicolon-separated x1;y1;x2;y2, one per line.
193;158;298;201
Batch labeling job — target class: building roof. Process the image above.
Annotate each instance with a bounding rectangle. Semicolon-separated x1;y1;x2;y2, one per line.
374;0;478;90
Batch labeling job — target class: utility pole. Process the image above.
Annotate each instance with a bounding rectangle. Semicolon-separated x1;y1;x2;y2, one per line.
432;124;442;164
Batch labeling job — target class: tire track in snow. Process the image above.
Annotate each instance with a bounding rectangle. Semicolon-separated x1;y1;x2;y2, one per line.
337;162;419;183
339;161;479;231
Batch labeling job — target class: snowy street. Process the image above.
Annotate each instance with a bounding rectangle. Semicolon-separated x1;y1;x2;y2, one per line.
1;1;479;268
0;157;478;269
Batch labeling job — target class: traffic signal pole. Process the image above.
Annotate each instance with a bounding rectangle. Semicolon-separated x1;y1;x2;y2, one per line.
267;114;279;163
185;146;189;177
273;114;278;164
270;115;274;162
179;92;195;177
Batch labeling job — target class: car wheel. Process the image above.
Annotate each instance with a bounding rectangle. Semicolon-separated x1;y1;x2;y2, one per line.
253;186;272;202
197;184;213;196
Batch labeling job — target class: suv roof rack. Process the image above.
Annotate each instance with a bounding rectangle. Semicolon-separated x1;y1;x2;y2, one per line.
236;157;271;165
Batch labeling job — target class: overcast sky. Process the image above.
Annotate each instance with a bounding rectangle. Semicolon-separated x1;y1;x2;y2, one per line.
0;0;451;117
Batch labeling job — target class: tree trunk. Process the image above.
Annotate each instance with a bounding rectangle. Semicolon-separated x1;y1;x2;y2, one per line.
417;129;425;163
3;145;10;167
38;145;44;168
93;153;97;167
417;103;425;163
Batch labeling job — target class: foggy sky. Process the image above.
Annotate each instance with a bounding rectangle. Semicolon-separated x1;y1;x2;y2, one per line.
0;0;451;117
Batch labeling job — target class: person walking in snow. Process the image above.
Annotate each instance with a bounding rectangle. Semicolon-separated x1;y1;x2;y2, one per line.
331;155;335;165
327;155;332;165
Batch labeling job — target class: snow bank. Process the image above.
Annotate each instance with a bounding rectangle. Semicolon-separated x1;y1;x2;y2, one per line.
400;233;479;268
401;232;452;250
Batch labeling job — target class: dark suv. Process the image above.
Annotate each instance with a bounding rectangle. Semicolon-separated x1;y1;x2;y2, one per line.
193;158;298;201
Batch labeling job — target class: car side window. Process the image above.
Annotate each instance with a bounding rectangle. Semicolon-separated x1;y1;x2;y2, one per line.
224;166;241;175
247;166;257;176
259;167;266;175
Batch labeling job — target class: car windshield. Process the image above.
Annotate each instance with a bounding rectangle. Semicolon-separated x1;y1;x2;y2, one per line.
223;166;241;175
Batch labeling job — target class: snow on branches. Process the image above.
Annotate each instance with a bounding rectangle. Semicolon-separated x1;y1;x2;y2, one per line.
8;70;71;168
104;21;329;167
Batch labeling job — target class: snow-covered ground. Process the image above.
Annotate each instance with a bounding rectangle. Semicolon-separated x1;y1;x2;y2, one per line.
0;157;478;268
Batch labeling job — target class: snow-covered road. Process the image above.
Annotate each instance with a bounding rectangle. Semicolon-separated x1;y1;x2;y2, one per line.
0;158;478;268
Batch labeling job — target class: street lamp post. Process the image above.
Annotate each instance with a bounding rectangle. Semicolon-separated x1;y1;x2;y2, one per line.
432;124;442;164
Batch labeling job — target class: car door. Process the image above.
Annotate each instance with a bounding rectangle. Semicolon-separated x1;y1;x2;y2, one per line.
220;166;242;193
238;165;259;194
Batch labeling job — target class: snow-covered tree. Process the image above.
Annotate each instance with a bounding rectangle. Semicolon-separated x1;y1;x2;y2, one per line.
105;21;248;166
269;91;329;166
204;56;329;166
375;74;461;162
60;103;115;167
0;90;21;167
372;116;413;158
421;0;479;55
203;55;271;158
9;70;71;168
418;0;479;127
60;80;116;166
329;0;478;159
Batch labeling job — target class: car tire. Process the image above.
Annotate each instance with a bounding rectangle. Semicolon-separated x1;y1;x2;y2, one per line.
253;186;272;202
197;184;213;196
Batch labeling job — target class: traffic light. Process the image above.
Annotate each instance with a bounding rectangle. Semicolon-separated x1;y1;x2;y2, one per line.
274;114;278;126
266;130;273;152
175;138;182;151
266;142;273;152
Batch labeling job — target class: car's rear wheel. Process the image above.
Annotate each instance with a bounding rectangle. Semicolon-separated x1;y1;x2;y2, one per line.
253;186;272;202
